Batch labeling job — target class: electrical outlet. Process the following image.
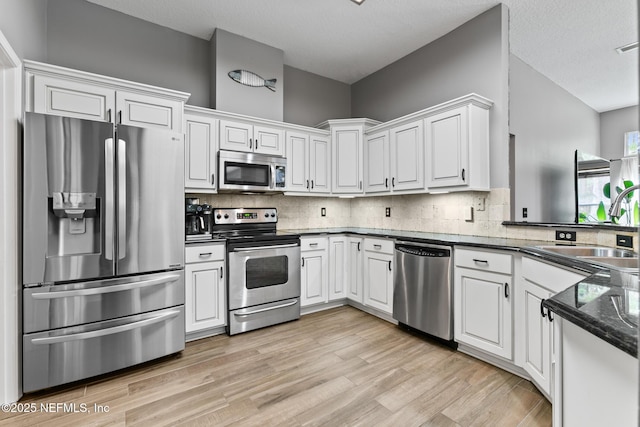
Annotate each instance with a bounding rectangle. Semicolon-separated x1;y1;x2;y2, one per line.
555;230;576;242
522;207;528;218
385;207;391;217
321;207;326;217
475;197;486;211
616;234;633;248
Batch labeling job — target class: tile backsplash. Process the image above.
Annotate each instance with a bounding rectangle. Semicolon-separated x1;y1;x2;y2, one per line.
191;188;636;249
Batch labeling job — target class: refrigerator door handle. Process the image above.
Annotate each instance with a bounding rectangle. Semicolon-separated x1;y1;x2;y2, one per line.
117;139;127;260
29;309;181;345
30;273;181;299
105;138;115;261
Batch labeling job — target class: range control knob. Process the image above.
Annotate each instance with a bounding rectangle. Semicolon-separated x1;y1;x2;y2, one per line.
265;213;269;218
224;214;229;219
216;214;222;219
270;213;276;218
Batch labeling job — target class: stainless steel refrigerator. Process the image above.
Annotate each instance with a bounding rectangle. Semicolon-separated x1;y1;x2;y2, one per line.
22;112;185;393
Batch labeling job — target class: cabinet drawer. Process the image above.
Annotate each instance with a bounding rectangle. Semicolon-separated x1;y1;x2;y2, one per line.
455;247;512;274
364;238;394;255
301;237;328;252
522;257;587;294
185;244;225;263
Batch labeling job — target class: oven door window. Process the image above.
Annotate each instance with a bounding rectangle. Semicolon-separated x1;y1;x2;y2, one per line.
246;256;289;288
224;162;270;186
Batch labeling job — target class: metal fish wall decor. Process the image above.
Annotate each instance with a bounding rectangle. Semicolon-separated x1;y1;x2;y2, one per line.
228;70;277;92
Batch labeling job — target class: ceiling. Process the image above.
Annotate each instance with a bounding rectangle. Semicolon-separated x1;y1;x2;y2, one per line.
85;0;638;113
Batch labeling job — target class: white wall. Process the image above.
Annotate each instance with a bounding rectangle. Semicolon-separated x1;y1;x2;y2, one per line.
0;0;47;61
510;54;600;223
600;105;639;160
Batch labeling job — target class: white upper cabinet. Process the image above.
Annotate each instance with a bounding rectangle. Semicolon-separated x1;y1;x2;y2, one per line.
25;60;190;132
219;119;285;156
424;96;492;191
286;131;331;194
364;130;390;193
184;106;218;193
390;120;424;191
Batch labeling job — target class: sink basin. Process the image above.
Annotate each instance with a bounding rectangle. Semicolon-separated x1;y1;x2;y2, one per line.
580;256;639;270
536;245;637;258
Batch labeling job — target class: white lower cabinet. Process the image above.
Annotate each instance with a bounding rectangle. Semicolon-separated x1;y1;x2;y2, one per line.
328;236;347;300
347;237;364;304
454;247;513;360
300;237;328;307
184;243;226;334
363;238;394;314
519;257;587;400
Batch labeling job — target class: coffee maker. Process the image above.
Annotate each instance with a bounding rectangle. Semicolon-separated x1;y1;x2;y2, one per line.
185;198;213;241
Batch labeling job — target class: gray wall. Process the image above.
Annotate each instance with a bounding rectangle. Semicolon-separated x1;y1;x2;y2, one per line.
283;65;351;127
0;0;47;61
212;29;283;121
351;5;510;188
46;0;210;107
510;54;600;223
600;105;639;160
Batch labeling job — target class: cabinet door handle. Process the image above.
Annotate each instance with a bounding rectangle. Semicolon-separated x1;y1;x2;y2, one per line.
220;266;223;279
199;252;212;257
540;299;547;318
504;282;509;298
548;311;554;322
311;180;314;189
357;242;361;251
374;244;382;249
472;259;488;264
392;177;395;187
118;110;122;124
306;179;309;189
385;178;388;188
310;243;318;247
107;108;112;122
462;168;466;182
388;261;392;271
211;173;215;186
359;180;362;190
301;257;305;267
249;138;253;149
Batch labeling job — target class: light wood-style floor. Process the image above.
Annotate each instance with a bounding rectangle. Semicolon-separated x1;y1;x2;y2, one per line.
1;306;551;426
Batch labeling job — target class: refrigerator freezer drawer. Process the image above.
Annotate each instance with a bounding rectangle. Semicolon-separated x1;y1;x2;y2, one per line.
23;271;185;333
23;306;185;393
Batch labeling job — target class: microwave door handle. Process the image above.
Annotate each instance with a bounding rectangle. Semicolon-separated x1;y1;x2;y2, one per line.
117;139;127;260
270;164;276;190
104;138;115;261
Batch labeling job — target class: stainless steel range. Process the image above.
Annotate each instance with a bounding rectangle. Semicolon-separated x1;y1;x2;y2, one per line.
212;208;300;335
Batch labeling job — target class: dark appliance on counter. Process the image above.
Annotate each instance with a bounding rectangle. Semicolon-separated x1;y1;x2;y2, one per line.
218;150;286;193
185;199;214;241
22;112;185;393
392;241;455;347
211;208;300;335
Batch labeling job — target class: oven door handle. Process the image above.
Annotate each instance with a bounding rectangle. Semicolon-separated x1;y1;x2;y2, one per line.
233;300;298;317
231;243;300;252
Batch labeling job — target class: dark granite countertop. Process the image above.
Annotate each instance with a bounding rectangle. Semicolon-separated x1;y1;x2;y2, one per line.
285;227;637;357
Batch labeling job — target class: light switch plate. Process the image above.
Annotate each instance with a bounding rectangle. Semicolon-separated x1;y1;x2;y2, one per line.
464;206;474;222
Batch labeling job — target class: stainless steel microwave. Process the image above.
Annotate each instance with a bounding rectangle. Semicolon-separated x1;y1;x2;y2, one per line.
218;150;286;193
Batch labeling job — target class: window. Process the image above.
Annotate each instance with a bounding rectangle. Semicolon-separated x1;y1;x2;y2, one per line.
624;131;639;156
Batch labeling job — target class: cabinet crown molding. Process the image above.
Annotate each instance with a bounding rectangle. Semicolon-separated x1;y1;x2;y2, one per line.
23;60;191;102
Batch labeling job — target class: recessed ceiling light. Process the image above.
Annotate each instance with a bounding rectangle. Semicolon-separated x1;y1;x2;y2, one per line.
351;0;365;4
615;41;638;54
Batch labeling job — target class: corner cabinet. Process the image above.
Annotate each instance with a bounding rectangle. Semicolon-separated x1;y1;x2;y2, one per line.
184;106;218;193
425;95;492;191
318;119;380;195
184;243;226;337
454;247;513;360
24;60;190;132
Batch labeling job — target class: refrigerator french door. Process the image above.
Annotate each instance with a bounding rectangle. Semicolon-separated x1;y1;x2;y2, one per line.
22;112;185;393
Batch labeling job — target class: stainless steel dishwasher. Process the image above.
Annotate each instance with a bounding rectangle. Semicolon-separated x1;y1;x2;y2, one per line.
393;241;453;341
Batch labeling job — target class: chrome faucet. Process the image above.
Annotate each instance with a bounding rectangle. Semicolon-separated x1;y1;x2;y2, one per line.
609;184;640;217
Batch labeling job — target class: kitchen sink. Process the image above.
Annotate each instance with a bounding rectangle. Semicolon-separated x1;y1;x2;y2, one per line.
536;245;637;258
580;256;639;270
